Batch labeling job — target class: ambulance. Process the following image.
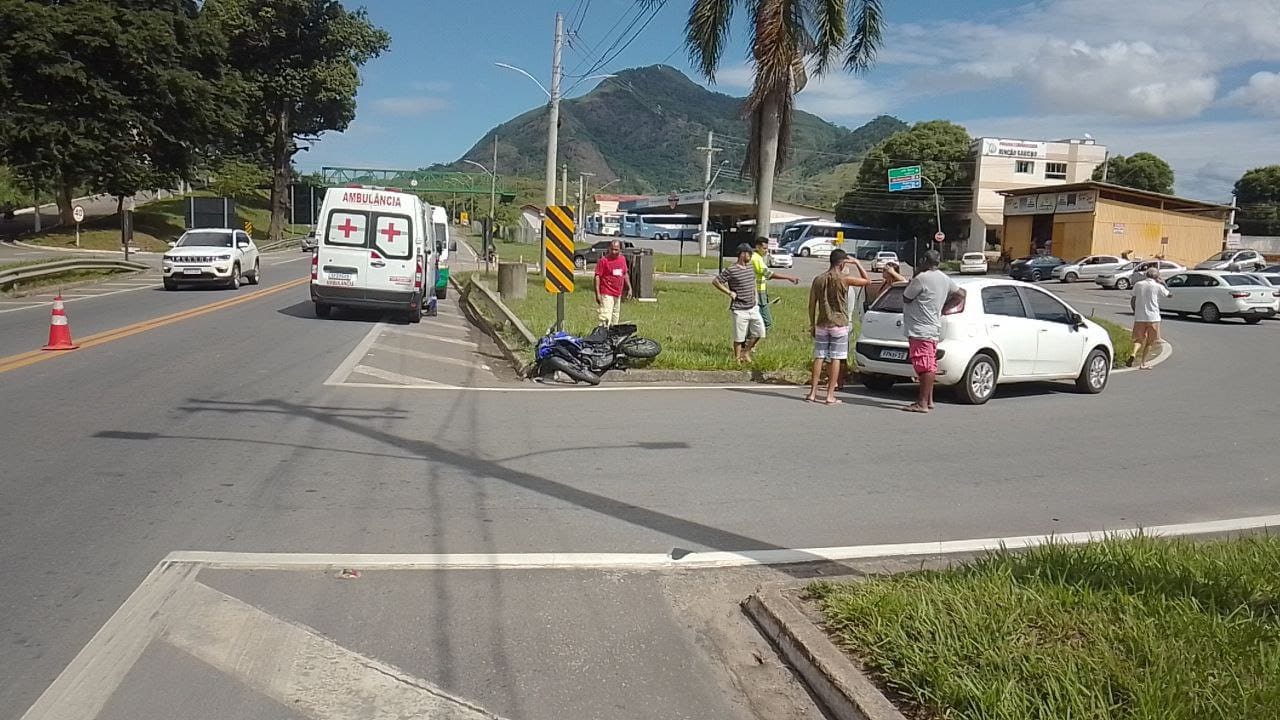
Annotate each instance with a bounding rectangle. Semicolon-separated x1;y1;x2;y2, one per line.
430;205;450;300
310;185;436;323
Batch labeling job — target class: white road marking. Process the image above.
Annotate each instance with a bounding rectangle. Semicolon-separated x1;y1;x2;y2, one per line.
269;255;311;266
169;513;1280;571
350;363;446;386
370;343;491;370
165;582;506;720
416;318;472;333
0;283;160;314
380;326;480;348
333;381;786;392
323;322;386;385
19;562;200;720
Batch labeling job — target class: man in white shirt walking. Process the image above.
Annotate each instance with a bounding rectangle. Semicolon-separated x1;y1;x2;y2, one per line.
1130;267;1171;370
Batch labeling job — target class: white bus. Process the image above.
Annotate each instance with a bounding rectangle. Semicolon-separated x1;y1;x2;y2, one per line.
587;211;624;236
622;213;701;240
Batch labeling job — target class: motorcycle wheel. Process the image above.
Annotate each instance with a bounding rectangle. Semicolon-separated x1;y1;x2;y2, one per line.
541;355;602;385
618;336;662;359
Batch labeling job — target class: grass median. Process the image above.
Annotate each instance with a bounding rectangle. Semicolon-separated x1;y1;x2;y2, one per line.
809;535;1280;720
494;275;821;380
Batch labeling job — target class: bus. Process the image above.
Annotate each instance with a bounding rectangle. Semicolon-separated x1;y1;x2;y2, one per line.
622;213;701;240
586;211;624;236
779;220;896;258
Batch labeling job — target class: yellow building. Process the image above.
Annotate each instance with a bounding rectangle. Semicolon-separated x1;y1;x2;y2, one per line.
999;182;1231;267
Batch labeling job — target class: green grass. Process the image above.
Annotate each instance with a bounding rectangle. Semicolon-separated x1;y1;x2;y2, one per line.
1094;317;1135;367
809;535;1280;720
0;257;60;273
3;268;130;294
495;275;826;380
28;190;307;252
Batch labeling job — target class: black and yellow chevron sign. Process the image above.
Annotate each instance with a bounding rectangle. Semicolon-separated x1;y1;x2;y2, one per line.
543;206;576;294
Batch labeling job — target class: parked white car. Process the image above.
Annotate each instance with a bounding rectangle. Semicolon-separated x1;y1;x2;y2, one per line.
693;230;720;248
1053;254;1123;283
854;277;1114;405
786;236;835;258
1096;260;1185;290
870;251;899;272
766;246;793;268
1195;249;1267;272
1243;272;1280;291
1162;271;1279;323
162;229;261;290
959;252;989;274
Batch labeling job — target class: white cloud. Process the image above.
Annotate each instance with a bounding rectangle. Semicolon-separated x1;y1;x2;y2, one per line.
878;0;1280;119
707;64;895;118
370;96;451;117
1226;72;1280;116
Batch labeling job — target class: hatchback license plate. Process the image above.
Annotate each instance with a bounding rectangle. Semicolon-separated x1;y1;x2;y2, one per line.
881;348;908;360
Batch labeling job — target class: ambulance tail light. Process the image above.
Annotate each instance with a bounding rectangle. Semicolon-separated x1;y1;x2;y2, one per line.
311;251;318;280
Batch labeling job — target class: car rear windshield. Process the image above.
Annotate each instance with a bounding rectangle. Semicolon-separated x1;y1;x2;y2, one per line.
963;253;985;261
175;231;232;248
869;285;905;313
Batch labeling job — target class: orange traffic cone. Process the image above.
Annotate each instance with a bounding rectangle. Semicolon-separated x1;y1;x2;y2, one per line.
42;295;79;351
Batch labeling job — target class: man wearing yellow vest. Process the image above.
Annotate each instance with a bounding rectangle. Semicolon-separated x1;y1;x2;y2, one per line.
752;237;799;330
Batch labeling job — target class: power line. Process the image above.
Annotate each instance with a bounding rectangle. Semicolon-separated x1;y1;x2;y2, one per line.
564;0;668;92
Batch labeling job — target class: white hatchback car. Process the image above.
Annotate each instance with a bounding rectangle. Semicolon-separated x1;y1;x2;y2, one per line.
766;246;793;268
960;252;989;274
854;277;1114;405
1162;271;1279;323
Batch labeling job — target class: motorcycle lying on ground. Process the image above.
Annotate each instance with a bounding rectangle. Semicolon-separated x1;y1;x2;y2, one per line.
530;323;662;385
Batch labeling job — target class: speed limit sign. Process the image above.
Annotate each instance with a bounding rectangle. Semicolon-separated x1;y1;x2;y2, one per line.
72;205;85;223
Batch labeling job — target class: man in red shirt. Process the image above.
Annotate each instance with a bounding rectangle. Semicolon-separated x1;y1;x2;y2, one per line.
594;240;631;326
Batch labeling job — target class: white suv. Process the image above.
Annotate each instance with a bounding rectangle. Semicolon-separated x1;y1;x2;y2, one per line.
854;277;1114;404
870;251;899;272
162;229;260;290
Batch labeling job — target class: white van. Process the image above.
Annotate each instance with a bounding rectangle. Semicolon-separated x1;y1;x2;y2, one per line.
310;185;433;323
430;205;450;300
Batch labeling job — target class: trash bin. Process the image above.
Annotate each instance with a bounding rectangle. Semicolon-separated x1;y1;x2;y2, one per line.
624;247;655;301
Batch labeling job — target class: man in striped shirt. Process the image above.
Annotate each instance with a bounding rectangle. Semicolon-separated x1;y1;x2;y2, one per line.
712;243;766;363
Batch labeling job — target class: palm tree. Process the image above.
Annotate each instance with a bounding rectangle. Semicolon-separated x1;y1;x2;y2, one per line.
669;0;885;234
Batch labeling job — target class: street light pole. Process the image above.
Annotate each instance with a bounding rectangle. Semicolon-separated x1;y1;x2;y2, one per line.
923;175;942;236
697;130;723;258
577;172;594;242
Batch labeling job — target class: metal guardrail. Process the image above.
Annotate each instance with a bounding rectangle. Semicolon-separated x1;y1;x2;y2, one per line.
0;258;149;290
256;235;304;253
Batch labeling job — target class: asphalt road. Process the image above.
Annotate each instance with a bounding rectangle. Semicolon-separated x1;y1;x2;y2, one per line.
3;262;1278;718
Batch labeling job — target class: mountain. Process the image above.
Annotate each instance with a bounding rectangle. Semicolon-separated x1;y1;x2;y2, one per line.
452;65;906;207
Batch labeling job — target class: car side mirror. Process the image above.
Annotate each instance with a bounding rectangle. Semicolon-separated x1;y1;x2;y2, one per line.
167;240;176;248
1070;311;1085;328
237;241;250;249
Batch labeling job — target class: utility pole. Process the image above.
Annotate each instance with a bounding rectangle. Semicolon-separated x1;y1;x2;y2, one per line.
561;164;568;206
697;130;723;258
32;186;41;233
1226;192;1238;251
488;134;498;268
577;172;594;242
1101;150;1110;182
544;12;565;328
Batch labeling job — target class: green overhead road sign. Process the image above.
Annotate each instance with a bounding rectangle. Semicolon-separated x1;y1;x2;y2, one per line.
888;165;922;192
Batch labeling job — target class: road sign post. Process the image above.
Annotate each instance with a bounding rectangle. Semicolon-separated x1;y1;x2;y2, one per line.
72;205;84;248
543;205;576;331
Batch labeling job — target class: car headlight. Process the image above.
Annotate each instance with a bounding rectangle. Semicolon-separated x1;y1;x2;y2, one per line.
217;254;232;261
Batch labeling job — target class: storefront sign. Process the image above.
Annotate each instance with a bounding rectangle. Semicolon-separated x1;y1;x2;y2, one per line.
1113;223;1125;234
1003;190;1097;216
980;138;1047;159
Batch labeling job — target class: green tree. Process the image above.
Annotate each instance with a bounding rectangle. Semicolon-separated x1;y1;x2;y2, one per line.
835;120;972;251
0;1;240;227
1092;152;1174;195
207;0;390;242
210;157;270;199
670;0;886;234
1233;165;1280;236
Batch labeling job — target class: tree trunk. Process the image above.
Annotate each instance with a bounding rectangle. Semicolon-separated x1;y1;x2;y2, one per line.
56;173;74;227
268;104;291;243
754;90;783;239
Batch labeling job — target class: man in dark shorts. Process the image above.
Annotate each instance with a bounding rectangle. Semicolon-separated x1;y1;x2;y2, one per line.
901;250;965;413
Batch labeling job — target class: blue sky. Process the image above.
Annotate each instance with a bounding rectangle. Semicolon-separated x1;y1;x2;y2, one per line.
305;0;1280;200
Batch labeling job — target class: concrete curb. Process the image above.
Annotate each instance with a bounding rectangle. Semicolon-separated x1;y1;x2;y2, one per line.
743;587;905;720
1112;338;1173;374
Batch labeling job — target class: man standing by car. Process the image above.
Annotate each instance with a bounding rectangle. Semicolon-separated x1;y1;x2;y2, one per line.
806;250;902;404
902;250;965;413
752;237;800;329
1130;266;1170;370
713;243;766;363
594;240;631;327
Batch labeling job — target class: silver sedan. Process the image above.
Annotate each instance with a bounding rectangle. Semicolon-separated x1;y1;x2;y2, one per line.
1096;260;1185;290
